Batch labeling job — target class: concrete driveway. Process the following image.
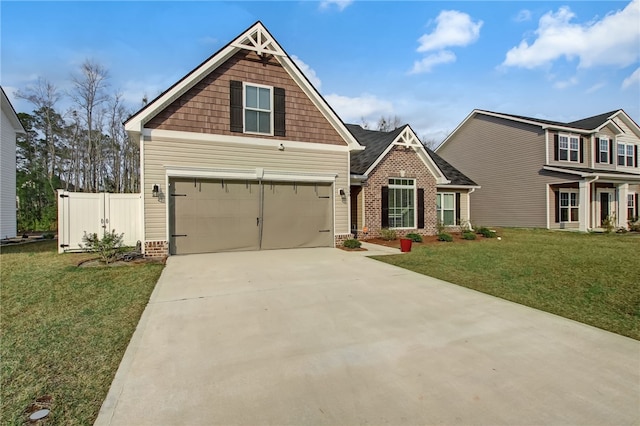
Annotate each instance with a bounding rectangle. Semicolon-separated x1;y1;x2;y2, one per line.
96;245;639;425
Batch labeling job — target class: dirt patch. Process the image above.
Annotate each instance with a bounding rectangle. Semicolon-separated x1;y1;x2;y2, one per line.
337;246;368;252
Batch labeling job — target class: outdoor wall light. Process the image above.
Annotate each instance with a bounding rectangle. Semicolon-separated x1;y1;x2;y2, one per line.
339;188;346;197
152;184;160;197
278;143;285;151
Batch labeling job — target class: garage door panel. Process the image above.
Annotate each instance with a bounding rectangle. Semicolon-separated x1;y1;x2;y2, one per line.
261;182;333;250
170;178;260;254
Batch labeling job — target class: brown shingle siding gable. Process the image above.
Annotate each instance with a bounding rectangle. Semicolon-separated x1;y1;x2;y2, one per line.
146;50;346;146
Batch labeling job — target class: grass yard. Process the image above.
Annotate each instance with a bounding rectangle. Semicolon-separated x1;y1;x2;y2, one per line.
372;228;640;340
1;241;164;425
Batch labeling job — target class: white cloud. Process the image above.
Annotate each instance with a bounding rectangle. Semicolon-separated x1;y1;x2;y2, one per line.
515;9;532;22
410;50;456;74
503;0;640;69
622;67;640;90
417;10;483;52
319;0;352;12
323;93;393;123
586;82;606;94
291;55;322;91
553;76;578;89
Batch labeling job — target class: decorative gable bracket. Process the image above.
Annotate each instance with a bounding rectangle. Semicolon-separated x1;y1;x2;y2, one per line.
231;25;285;57
392;127;422;148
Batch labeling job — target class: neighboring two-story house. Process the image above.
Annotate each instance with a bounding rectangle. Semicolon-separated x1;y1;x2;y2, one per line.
436;109;640;231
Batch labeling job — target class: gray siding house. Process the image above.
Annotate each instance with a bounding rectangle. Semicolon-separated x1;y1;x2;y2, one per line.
436;109;640;231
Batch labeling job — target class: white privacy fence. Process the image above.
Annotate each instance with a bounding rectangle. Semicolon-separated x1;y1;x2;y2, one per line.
57;191;143;253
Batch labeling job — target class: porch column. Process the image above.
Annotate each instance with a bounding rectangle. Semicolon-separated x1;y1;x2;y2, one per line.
618;183;629;228
579;180;589;232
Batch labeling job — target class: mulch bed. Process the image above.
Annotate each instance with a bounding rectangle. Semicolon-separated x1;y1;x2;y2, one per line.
364;233;482;249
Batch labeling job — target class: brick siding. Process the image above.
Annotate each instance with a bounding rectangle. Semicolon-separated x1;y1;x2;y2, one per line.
363;146;438;238
145;240;168;259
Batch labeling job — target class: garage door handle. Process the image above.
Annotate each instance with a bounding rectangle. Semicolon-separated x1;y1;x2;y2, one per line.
257;217;260;226
172;234;187;237
319;229;330;232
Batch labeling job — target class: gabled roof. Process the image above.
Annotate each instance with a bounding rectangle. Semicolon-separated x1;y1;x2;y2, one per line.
347;124;477;186
426;148;478;186
124;21;361;151
438;109;639;152
1;86;26;134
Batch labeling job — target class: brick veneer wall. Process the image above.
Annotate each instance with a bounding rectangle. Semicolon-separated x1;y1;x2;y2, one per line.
334;233;354;246
364;146;438;238
145;240;169;259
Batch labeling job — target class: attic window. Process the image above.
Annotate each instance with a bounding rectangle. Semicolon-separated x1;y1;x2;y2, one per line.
244;83;272;134
230;80;285;136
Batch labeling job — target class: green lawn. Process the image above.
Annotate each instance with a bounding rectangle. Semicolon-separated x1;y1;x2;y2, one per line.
372;228;640;340
1;241;164;425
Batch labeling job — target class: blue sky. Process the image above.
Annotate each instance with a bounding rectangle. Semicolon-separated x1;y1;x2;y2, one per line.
2;1;639;144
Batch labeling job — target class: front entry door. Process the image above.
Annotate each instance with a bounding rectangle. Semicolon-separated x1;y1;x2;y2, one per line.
598;189;615;226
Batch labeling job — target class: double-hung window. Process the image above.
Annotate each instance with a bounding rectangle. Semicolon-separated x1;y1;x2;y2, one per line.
244;83;272;134
559;191;579;222
558;134;579;162
628;194;636;220
388;178;415;228
436;193;455;226
599;138;609;163
617;143;635;166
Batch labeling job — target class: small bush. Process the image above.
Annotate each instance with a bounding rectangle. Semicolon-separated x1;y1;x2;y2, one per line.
42;232;55;240
343;239;362;249
437;232;453;242
478;228;497;238
380;228;397;241
436;220;446;235
602;214;616;233
629;221;640;232
462;231;476;240
405;233;423;243
81;229;124;264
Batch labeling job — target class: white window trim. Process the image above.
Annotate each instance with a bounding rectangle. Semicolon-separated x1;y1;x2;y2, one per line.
617;142;635;167
243;82;274;136
628;193;636;217
558;133;580;162
599;137;609;163
388;178;417;229
559;189;579;223
436;192;457;226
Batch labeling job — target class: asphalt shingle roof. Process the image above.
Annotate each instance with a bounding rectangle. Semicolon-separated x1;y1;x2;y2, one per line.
347;124;477;186
477;109;622;131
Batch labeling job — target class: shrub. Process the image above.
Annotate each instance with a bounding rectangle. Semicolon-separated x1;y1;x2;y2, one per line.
437;232;453;242
602;214;616;233
343;239;362;249
435;220;446;235
380;228;397;241
462;231;476;240
478;227;497;238
81;229;124;264
629;220;640;232
42;232;55;240
405;233;423;243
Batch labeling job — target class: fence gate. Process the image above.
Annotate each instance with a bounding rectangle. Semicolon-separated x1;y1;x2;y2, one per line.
57;190;143;253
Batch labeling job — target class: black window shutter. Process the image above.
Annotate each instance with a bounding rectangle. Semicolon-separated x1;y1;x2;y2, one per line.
417;188;425;229
230;80;243;133
455;192;461;226
635;145;638;167
381;186;389;228
595;138;600;163
609;140;614;164
579;138;584;163
554;191;560;223
553;134;559;161
274;87;285;137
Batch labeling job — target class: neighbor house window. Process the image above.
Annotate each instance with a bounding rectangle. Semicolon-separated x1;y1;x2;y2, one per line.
388;178;415;228
617;143;634;166
436;193;455;226
559;191;579;222
558;134;579;162
599;138;609;163
628;194;636;220
244;83;272;134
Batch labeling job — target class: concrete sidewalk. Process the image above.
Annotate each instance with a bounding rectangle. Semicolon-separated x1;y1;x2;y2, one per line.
96;247;640;425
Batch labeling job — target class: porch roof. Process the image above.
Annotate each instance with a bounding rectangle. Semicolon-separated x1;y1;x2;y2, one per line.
543;165;640;181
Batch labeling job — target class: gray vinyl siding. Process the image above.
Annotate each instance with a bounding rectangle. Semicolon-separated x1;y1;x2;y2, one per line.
1;109;17;239
143;135;349;241
547;130;591;168
437;114;578;228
